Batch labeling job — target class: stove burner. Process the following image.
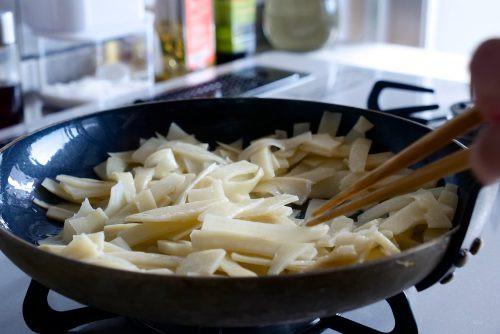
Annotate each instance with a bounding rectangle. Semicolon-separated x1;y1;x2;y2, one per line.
450;100;480;145
450;101;474;117
367;80;443;125
133;318;318;334
23;280;418;334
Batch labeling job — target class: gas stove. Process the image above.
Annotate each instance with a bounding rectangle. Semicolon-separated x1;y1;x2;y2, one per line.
23;280;417;334
1;49;499;333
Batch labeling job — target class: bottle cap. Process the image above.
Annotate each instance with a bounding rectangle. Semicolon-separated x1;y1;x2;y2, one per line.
0;11;16;46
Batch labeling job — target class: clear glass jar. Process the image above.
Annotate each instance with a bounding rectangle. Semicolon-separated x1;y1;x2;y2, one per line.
0;12;23;128
34;16;155;110
154;0;216;81
264;0;339;52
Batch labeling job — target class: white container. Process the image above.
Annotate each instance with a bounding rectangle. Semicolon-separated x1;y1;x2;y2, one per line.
21;0;145;40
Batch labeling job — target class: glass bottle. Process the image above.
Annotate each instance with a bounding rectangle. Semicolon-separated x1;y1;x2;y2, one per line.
154;0;216;81
215;0;257;64
263;0;339;52
0;11;23;128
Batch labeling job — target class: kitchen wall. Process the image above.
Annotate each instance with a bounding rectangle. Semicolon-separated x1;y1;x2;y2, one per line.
3;0;498;93
333;0;423;46
422;0;500;55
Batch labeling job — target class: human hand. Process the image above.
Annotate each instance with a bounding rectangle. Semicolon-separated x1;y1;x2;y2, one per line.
470;39;500;184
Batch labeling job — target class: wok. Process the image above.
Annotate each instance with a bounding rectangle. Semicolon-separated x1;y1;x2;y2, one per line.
0;98;484;327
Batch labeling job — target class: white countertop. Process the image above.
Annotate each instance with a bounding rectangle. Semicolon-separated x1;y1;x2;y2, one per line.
311;43;470;83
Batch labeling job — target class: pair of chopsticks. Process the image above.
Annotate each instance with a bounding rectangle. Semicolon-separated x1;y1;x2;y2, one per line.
307;108;483;226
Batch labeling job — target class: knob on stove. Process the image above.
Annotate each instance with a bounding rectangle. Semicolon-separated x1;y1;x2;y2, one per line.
440;272;454;285
454;249;468;268
469;237;482;255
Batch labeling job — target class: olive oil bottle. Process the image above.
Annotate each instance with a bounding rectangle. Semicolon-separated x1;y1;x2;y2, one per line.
155;0;216;81
215;0;256;64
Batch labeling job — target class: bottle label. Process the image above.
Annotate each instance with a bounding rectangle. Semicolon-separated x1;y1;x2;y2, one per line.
215;0;256;54
185;0;216;71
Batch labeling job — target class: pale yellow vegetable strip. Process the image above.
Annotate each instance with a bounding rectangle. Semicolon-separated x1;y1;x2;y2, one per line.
166;122;190;141
59;234;100;260
268;243;312;275
60;183;110;199
293;122;310;136
105;156;127;180
219;256;258;277
199;198;264;221
41;178;80;203
348;138;372;172
201;214;329;243
157;240;193;256
250;147;276;180
300;134;342;157
108;251;182;269
132;137;162;163
187;180;226;203
134;189;157;212
33;198;51;209
103;241;129;253
369;230;400;255
190;230;316;259
144;268;173;275
133;167;155;192
39;244;65;254
108;151;135;163
162;141;227;164
379;201;425;234
46;206;74;222
106;202;137;226
109;237;131;251
119;220;199;246
113;172;136;203
216;141;242;154
358;196;413;223
103;223;139;241
125;199;223;223
230;253;315;271
318;111;342;136
293;166;337;183
170;222;202;241
148;173;186;203
239;132;312;160
88;255;139;271
253;177;312;205
175;163;218;204
104;183;127;217
56;175;114;190
236;194;298;219
176;249;226;275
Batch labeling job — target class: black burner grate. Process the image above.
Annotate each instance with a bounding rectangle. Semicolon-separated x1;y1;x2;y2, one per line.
23;280;418;334
367;80;442;125
367;80;476;146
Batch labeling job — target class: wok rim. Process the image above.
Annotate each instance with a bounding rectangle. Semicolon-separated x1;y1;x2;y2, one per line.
0;97;464;283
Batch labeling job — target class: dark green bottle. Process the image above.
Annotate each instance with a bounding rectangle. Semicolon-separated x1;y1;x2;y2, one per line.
215;0;257;64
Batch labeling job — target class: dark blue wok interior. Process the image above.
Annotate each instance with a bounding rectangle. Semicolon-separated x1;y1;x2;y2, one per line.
0;98;479;246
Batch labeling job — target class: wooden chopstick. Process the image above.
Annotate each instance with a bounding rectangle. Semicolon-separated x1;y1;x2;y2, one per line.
307;148;470;226
312;107;482;218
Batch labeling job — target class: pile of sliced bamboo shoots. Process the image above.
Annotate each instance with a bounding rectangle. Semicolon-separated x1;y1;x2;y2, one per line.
35;112;458;277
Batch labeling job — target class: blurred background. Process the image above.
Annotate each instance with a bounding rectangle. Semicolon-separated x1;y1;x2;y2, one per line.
0;0;499;141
